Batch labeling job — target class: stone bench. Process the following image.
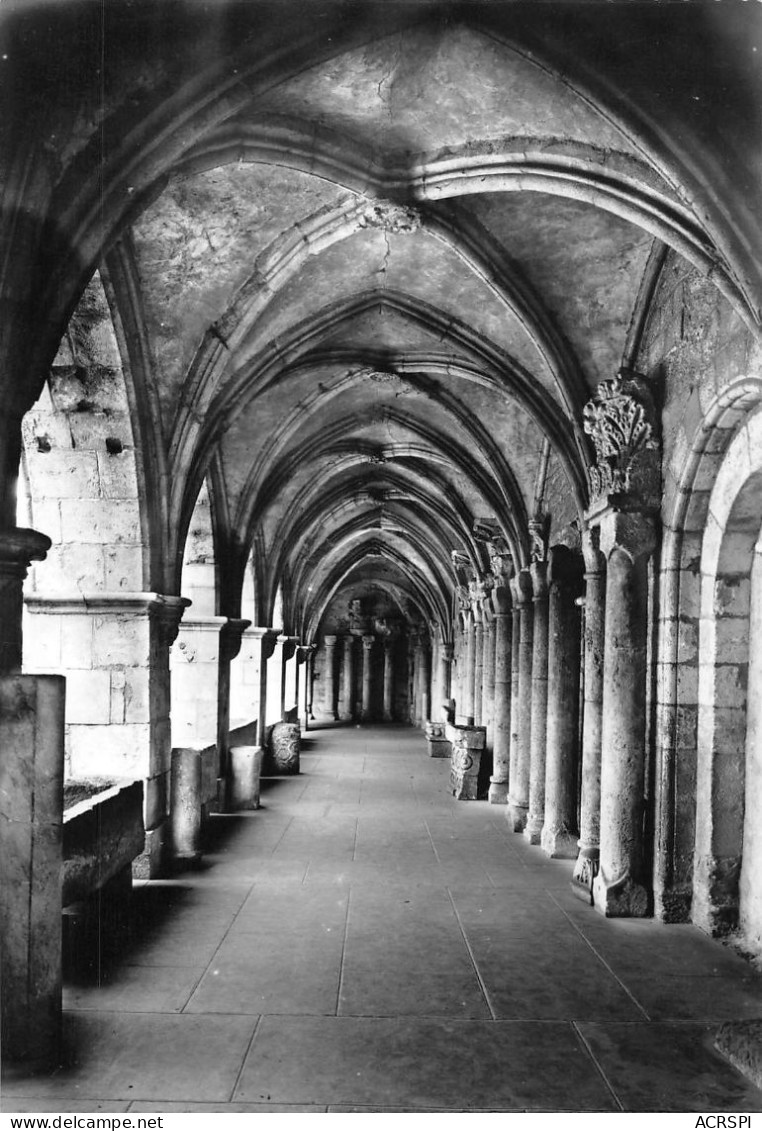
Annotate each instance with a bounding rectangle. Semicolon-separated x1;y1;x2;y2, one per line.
445;723;487;800
62;779;145;979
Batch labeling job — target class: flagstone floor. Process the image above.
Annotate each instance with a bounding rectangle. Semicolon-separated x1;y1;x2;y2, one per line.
4;724;762;1113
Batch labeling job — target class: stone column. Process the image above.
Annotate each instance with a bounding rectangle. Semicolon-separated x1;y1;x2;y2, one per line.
383;636;395;720
0;674;65;1066
323;634;339;720
593;510;657;917
0;528;51;672
279;635;298;720
306;645;316;722
541;547;584;858
419;635;431;723
361;633;374;721
253;628;279;747
489;582;512;804
572;532;606;898
342;634;356;721
508;569;533;831
461;611;476;725
482;603;496;754
295;644;309;726
217;618;250;791
438;640;453;717
525;560;550;844
170;747;202;866
473;607;484;726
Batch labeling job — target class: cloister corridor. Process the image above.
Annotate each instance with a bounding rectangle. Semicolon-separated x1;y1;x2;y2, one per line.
4;724;762;1115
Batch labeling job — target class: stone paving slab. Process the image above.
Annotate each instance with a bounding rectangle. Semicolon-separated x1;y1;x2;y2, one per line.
5;723;762;1112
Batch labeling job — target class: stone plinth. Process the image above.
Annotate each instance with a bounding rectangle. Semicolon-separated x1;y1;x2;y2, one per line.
0;674;65;1067
230;745;263;810
446;723;486;800
425;720;451;758
170;749;202;866
268;721;301;774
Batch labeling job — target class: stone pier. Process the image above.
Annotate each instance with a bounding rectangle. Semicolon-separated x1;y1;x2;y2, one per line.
508;569;533;831
541;546;583;858
0;674;66;1066
593;510;657;917
572;532;606;899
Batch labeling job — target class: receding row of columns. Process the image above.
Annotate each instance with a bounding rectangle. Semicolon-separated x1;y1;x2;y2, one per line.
322;630;417;723
449;509;656;918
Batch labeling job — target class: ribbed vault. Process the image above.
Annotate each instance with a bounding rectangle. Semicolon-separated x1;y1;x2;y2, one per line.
5;0;761;656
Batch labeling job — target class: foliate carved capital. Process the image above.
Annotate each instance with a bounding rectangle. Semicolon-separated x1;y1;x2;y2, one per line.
324;634;338;649
583;368;659;504
220;618;252;663
441;643;455;663
362;634;375;652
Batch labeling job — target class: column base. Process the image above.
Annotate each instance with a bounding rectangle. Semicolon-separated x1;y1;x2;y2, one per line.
382;710;393;722
523;815;543;845
593;868;650;918
487;779;509;804
507;799;528;832
540;825;579;859
571;845;599;903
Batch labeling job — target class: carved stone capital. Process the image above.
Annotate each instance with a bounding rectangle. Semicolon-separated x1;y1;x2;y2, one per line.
278;634;299;662
583;368;659;507
509;568;533;609
219;618;252;663
249;626;279;662
529;515;549;564
455;584;471;614
324;634;338;649
441;643;454;663
150;595;192;649
362;634;375;652
581;525;606;575
491;584;513;616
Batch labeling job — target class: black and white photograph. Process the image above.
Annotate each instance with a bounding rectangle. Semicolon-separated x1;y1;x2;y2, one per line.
2;0;762;1120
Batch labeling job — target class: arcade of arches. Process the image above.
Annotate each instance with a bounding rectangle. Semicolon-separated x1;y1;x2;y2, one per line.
3;0;762;1090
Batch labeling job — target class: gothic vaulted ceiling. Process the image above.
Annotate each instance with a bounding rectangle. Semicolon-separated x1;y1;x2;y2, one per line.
3;0;761;636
